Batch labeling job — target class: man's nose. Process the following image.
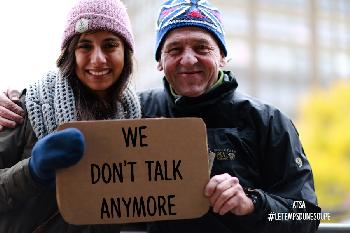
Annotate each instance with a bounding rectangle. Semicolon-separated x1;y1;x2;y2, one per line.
180;49;198;66
91;47;106;65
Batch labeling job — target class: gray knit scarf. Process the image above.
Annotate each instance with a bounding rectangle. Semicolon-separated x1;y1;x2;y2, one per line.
26;71;141;139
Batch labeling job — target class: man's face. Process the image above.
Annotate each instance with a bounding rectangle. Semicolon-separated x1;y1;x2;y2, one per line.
158;27;225;97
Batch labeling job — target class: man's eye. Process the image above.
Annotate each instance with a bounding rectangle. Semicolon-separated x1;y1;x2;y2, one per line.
196;45;210;53
167;48;181;55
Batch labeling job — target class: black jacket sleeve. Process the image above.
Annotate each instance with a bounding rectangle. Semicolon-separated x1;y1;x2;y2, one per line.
0;96;43;213
251;108;321;233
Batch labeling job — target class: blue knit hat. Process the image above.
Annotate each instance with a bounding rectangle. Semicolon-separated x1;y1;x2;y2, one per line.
155;0;227;61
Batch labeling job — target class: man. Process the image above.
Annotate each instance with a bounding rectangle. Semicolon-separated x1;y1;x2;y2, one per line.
0;0;320;232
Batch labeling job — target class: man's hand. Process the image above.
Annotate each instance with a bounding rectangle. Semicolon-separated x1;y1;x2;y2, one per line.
204;173;254;216
0;89;24;131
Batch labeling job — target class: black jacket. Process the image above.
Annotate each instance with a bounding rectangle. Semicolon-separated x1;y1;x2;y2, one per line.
0;95;122;233
139;71;321;233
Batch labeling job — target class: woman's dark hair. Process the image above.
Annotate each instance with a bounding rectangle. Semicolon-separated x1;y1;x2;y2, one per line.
56;33;133;120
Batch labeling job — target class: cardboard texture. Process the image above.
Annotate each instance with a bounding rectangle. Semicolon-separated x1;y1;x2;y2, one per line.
56;118;210;224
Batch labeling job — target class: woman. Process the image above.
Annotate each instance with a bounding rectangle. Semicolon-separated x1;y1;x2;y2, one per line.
0;0;141;232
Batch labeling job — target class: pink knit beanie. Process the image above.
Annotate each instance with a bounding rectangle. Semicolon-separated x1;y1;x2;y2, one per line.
61;0;134;51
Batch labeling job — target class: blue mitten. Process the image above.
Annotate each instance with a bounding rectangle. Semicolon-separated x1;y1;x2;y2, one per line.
29;128;85;185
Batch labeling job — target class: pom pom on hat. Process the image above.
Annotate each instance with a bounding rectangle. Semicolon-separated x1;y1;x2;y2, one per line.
155;0;227;61
61;0;134;51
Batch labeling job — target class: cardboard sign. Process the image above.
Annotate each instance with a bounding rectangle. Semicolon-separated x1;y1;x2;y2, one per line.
56;118;210;224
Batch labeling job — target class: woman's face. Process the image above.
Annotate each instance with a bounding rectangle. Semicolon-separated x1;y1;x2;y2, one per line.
75;31;125;99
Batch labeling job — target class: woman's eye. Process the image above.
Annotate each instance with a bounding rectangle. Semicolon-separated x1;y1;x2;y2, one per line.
77;43;92;50
104;42;119;49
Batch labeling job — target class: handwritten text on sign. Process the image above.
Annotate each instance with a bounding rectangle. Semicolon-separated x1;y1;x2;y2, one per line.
56;118;209;224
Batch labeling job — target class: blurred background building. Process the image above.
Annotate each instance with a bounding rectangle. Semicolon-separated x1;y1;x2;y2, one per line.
125;0;350;118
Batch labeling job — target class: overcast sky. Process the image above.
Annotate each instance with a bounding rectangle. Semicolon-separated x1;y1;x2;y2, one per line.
0;0;74;90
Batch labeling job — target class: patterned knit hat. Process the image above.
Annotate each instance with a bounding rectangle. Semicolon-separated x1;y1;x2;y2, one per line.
155;0;227;60
61;0;134;51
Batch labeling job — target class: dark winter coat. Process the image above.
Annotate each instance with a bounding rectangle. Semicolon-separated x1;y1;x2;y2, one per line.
0;94;122;233
140;71;321;233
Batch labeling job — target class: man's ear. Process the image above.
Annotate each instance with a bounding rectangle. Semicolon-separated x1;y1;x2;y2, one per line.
219;55;226;68
157;61;163;71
